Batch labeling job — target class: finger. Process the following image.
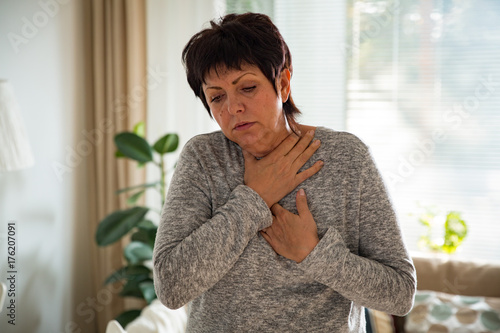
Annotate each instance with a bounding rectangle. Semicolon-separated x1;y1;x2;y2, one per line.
286;130;316;161
294;160;324;185
296;189;312;217
268;133;300;158
270;203;286;216
291;138;321;170
264;216;277;232
260;230;272;244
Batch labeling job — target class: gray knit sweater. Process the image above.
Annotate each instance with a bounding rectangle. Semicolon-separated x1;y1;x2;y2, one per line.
153;127;416;332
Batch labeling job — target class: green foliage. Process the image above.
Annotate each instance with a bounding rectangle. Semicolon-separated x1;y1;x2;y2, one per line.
96;207;149;246
139;281;157;304
417;206;468;254
115;132;153;163
95;121;179;324
442;212;468;254
115;309;143;329
124;241;154;265
153;133;179;154
104;265;151;285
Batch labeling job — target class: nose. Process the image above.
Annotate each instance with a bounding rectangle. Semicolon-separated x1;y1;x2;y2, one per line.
226;94;244;115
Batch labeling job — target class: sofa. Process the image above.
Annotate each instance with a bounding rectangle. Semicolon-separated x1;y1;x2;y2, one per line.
108;253;500;333
367;253;500;333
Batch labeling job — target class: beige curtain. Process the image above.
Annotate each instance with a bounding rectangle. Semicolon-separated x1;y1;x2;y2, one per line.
87;0;147;331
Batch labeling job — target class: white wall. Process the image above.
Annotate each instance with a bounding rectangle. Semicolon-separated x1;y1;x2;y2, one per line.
145;0;221;207
146;0;222;146
0;0;94;332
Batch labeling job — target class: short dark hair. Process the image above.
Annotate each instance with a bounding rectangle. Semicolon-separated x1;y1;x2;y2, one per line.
182;12;301;127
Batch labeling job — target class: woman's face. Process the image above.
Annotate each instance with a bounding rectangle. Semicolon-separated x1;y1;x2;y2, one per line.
202;63;291;157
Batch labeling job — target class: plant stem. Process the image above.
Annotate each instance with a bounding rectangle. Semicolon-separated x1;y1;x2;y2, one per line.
159;155;166;208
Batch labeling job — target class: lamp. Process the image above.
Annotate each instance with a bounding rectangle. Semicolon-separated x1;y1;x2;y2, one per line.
0;80;34;171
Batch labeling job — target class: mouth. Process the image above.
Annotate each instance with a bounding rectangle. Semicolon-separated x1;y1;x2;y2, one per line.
233;122;255;131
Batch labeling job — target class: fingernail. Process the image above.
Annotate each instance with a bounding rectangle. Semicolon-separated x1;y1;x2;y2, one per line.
313;139;320;146
298;189;305;196
318;160;324;166
307;130;314;136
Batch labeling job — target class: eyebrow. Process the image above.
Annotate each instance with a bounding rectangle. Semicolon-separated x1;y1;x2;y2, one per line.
204;72;257;91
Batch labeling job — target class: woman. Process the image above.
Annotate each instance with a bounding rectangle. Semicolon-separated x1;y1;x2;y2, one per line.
153;13;416;332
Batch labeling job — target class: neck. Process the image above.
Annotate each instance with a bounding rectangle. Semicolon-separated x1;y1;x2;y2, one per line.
248;125;292;158
240;114;315;158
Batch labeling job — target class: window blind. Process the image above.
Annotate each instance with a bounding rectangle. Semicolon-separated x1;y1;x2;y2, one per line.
345;0;500;261
225;0;500;261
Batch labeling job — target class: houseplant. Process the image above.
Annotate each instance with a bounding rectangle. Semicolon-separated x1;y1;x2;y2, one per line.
95;122;179;327
417;206;468;254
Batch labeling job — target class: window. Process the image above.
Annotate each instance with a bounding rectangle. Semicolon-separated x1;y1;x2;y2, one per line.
225;0;500;261
345;0;500;261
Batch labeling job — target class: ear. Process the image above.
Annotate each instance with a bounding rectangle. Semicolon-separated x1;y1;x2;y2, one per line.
279;68;291;103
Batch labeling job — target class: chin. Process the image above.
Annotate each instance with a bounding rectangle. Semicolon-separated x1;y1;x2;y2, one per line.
233;136;258;150
242;145;270;158
237;136;280;157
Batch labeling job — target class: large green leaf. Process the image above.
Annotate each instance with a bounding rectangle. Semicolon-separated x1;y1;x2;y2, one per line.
96;207;149;246
153;133;179;155
115;309;142;328
104;265;151;285
131;228;157;248
137;219;157;230
139;281;157;304
124;241;153;264
115;132;153;163
116;181;160;194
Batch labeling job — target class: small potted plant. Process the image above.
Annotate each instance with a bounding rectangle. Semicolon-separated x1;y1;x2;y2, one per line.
416;205;468;254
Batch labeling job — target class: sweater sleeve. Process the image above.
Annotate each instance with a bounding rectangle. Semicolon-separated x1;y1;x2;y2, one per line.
152;139;272;309
297;136;416;316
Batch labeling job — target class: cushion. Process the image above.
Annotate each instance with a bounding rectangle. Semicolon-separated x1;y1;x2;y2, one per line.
405;290;500;333
125;300;187;333
412;254;500;298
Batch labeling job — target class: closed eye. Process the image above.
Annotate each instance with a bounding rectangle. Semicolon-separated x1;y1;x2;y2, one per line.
242;86;256;92
211;94;223;103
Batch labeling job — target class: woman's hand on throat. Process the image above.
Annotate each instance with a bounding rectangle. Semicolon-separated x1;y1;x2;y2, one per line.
242;129;323;208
